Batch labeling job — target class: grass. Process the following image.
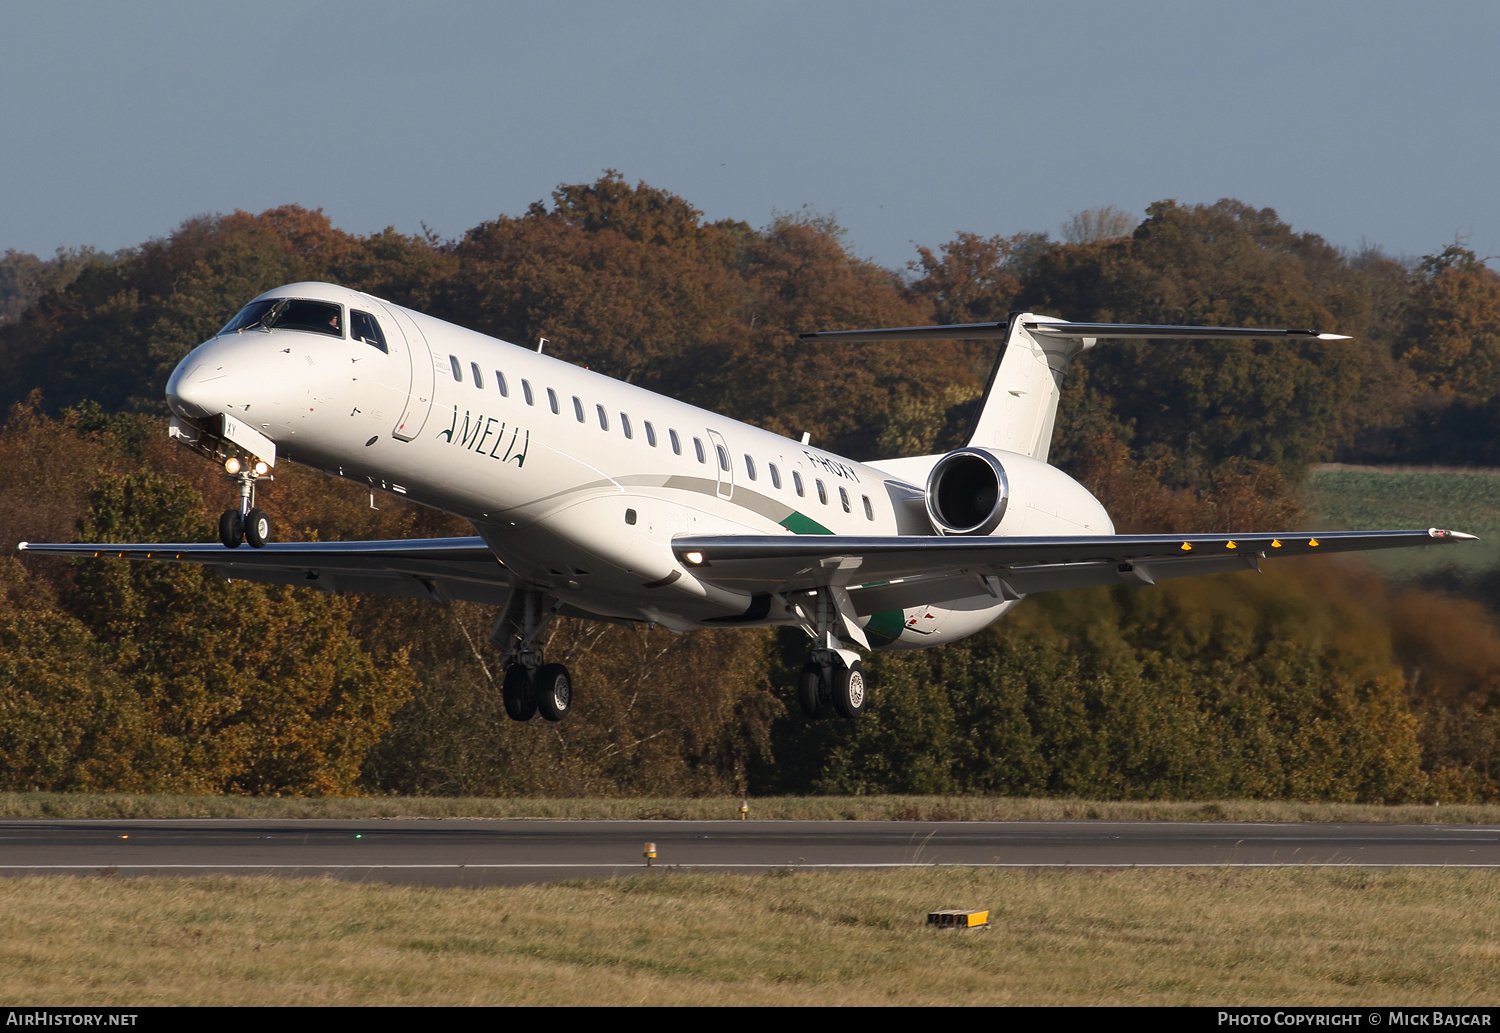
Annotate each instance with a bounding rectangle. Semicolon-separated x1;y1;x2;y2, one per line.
4;792;1500;823
0;868;1496;1005
1304;466;1500;577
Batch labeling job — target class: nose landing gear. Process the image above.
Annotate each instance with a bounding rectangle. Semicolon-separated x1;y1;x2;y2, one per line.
217;457;274;549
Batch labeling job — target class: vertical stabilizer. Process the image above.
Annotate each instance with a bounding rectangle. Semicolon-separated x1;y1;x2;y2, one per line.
966;313;1095;461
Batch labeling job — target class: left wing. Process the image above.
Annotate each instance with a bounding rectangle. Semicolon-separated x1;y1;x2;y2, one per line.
16;537;510;606
673;529;1477;610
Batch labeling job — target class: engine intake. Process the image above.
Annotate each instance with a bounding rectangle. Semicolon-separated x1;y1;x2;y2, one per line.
925;448;1009;535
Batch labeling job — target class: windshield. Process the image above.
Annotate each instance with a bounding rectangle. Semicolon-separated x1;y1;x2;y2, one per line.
218;299;344;337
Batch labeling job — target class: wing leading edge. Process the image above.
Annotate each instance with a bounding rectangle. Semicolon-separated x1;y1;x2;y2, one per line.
672;529;1477;610
16;537;510;606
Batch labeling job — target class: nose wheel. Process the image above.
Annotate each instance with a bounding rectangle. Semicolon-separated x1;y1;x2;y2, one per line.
217;458;273;549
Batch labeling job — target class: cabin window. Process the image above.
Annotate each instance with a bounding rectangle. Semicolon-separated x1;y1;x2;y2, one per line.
470;363;483;389
449;355;463;381
596;405;609;431
863;495;874;520
574;397;585;422
816;479;827;505
495;371;508;397
670;429;682;455
645;421;657;447
744;455;757;480
621;413;633;439
694;437;706;463
547;388;558;413
350;310;388;352
839;486;851;513
522;380;534;405
716;445;730;472
625;509;637;525
769;463;781;489
793;471;805;497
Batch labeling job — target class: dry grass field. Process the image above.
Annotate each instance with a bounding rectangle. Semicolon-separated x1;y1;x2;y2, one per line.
0;868;1496;1006
5;792;1500;824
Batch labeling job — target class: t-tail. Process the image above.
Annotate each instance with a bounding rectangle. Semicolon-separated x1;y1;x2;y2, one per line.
799;317;1350;462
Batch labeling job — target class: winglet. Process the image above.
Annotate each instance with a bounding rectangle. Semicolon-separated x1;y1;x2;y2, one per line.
1429;528;1481;541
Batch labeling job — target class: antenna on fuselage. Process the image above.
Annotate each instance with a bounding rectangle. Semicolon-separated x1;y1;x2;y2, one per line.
800;432;811;445
537;337;548;354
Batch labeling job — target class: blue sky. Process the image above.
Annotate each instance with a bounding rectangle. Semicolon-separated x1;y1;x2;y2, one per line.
2;1;1496;270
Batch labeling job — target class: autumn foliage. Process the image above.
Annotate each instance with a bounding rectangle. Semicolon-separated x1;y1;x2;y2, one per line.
1;176;1499;799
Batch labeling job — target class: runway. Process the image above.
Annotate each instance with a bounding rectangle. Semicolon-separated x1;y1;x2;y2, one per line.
2;819;1499;886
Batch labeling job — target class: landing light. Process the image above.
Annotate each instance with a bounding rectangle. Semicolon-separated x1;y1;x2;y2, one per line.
224;457;241;475
684;551;704;565
254;460;270;476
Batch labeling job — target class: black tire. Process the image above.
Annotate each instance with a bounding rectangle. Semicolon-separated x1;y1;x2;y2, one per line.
244;508;272;548
535;663;573;722
218;509;243;549
797;662;823;719
832;661;868;719
502;664;536;722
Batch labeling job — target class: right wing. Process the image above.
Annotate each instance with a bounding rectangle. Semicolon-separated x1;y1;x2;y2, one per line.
16;537;510;606
673;528;1478;613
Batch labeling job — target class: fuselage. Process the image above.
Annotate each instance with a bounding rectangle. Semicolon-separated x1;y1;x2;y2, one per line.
165;282;1113;647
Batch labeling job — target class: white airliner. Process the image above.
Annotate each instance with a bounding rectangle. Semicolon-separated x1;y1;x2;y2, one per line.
18;282;1476;723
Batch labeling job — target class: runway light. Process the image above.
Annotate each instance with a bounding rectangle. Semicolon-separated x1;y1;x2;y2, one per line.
1271;539;1283;548
740;799;748;820
1226;541;1237;549
1180;542;1192;551
120;835;128;840
644;842;656;867
1308;538;1320;547
224;457;241;475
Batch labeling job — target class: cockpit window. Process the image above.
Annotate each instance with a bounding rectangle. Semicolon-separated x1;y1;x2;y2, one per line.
220;299;344;338
351;310;388;352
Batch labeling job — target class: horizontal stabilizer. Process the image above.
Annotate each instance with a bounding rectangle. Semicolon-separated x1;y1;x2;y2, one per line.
798;320;1350;343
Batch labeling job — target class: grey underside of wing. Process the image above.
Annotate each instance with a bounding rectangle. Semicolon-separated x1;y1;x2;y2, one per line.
671;530;1472;615
17;537;512;606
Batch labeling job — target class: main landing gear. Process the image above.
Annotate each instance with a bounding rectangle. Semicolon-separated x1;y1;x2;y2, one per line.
494;588;573;723
218;456;273;549
794;586;869;721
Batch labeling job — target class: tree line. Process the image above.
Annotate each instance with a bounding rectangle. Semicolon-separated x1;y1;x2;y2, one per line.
0;173;1497;799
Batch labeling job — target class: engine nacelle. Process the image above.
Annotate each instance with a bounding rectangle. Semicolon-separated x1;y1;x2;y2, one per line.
925;448;1010;535
923;446;1114;537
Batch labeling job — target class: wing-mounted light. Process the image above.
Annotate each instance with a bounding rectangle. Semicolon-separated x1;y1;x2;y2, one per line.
925;448;1009;536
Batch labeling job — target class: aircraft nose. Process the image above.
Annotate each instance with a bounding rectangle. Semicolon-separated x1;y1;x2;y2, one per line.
165;347;230;419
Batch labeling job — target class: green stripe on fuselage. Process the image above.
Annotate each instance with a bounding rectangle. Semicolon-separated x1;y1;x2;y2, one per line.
863;608;906;647
780;510;834;535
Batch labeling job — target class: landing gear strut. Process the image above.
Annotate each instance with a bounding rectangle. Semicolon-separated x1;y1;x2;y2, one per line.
795;586;869;720
218;457;273;549
493;588;573;722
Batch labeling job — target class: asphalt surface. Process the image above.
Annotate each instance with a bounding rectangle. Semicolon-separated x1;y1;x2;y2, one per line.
2;819;1499;886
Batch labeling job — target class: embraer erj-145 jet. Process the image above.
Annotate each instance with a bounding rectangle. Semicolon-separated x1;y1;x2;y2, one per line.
19;282;1476;723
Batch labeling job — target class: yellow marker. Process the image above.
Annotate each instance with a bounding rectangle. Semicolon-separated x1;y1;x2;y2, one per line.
1309;538;1320;547
644;842;656;867
1181;542;1193;551
1271;540;1282;548
927;909;989;929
